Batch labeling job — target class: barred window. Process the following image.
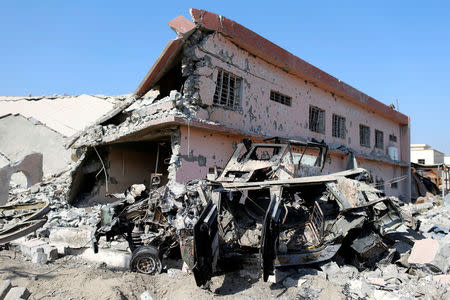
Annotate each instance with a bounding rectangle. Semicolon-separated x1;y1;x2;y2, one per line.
360;125;370;147
213;69;242;110
332;114;346;139
375;130;384;149
309;106;325;134
270;90;291;106
389;134;397;142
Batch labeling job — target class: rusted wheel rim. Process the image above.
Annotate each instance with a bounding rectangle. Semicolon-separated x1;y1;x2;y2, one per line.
136;257;160;274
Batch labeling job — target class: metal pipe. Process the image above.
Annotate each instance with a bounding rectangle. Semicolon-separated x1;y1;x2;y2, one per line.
155;143;160;174
93;146;108;193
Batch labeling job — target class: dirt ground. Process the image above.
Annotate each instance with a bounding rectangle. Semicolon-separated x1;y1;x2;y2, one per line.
0;249;343;300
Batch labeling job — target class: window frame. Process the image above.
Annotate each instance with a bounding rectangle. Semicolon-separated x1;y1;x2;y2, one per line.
270;90;291;106
375;129;384;150
332;114;346;139
309;106;325;134
359;124;371;148
213;69;242;110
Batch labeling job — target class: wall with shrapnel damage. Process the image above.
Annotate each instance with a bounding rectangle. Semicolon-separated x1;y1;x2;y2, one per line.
174;31;409;198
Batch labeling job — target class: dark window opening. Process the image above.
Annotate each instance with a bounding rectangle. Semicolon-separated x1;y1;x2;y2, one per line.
360;125;370;147
270;90;291;106
391;182;398;189
309;106;325;134
332;114;346;139
375;130;384;149
418;159;425;164
213;69;242;110
389;134;397;142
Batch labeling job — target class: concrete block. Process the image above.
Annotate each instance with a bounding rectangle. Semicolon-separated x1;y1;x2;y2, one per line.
0;280;12;299
267;269;293;283
408;238;439;264
49;227;92;249
31;248;48;264
18;239;48;257
4;286;30;300
42;245;59;261
168;15;196;38
80;248;130;269
408;238;446;272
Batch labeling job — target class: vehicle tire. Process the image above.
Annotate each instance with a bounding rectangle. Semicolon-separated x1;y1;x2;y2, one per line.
130;245;163;275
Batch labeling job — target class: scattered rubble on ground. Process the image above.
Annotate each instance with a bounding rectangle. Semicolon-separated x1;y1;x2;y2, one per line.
0;139;449;299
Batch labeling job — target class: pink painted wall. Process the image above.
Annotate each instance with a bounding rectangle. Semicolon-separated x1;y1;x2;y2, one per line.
177;32;410;198
176;126;245;183
176;126;408;198
193;33;406;163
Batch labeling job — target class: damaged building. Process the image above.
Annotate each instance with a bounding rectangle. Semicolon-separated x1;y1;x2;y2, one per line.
69;9;411;206
2;9;450;299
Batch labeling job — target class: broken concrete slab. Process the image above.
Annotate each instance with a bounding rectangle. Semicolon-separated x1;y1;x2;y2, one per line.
80;248;131;269
408;238;447;273
4;286;30;300
49;227;92;249
168;15;196;39
0;280;12;299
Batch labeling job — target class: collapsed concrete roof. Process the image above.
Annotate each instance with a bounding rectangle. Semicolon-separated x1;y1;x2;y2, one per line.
0;94;125;137
135;8;409;126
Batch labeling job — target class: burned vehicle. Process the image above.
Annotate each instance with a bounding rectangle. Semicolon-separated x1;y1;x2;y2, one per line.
191;138;404;286
92;177;206;275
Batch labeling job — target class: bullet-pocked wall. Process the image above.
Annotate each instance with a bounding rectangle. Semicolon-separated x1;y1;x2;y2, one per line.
179;31;410;198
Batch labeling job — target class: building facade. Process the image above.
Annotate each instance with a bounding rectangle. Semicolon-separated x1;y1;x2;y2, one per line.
73;9;411;203
411;144;445;165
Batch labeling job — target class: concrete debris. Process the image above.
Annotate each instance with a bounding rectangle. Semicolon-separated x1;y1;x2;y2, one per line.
140;290;154;300
0;138;447;300
2;284;30;300
408;238;447;273
0;153;43;205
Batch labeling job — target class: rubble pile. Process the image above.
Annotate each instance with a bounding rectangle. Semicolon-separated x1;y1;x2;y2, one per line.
0;139;449;299
73;89;216;149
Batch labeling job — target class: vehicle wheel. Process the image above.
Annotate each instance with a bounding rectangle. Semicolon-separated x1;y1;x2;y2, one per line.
130;246;163;275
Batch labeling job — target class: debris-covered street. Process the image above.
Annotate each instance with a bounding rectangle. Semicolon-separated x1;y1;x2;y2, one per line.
1;6;450;300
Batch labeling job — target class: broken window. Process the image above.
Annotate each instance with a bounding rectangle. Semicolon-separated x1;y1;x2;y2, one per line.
270;90;291;106
309;106;325;134
389;134;397;142
213;69;242;110
332;114;346;139
418;159;425;164
375;130;384;149
359;125;370;148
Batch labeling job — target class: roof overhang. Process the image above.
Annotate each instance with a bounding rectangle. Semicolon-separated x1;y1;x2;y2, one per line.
189;9;409;125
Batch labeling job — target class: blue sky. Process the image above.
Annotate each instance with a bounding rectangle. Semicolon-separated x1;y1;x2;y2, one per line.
1;1;449;153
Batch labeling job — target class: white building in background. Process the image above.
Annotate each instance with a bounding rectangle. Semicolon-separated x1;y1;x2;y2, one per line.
411;144;445;165
445;156;450;166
